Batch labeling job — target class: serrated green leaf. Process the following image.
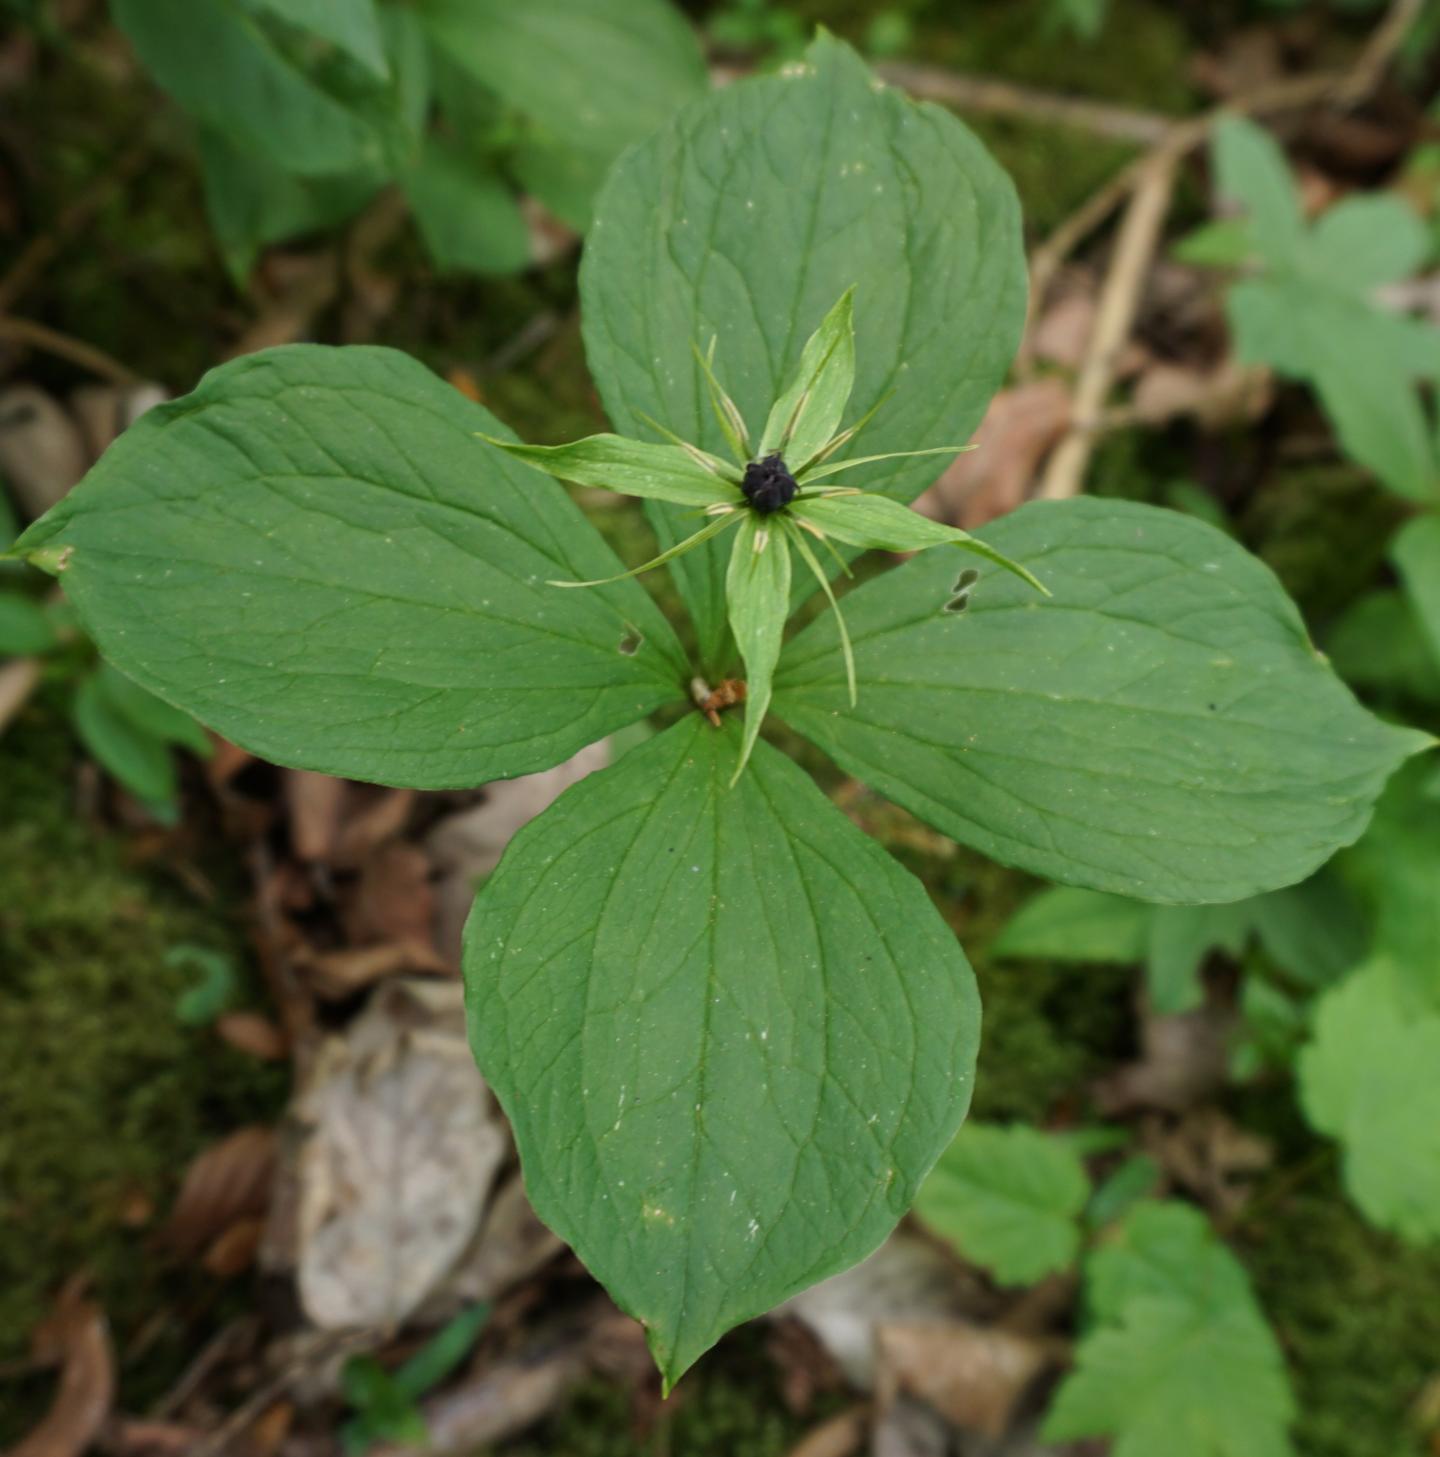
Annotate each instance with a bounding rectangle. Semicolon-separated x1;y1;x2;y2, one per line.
1085;1154;1160;1229
758;287;855;470
0;592;57;655
418;0;705;164
113;0;382;177
463;714;980;1386
725;515;791;781
775;498;1430;904
1300;963;1440;1243
401;137;530;276
1392;513;1440;673
1044;1294;1294;1457
1048;1200;1296;1457
485;434;741;508
1213;116;1304;266
1305;194;1431;292
582;33;1026;671
72;671;177;815
16;346;687;789
252;0;390;80
993;885;1149;962
914;1123;1090;1284
1171;217;1255;269
1086;1200;1257;1324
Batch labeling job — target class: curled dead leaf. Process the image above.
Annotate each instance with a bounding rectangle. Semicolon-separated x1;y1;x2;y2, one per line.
164;1126;277;1261
9;1278;115;1457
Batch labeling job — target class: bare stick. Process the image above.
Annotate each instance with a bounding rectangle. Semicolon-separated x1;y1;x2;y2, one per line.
0;317;141;386
1036;153;1178;501
0;657;41;738
877;62;1171;145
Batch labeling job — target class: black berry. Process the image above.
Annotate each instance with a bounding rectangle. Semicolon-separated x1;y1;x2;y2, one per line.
741;453;798;514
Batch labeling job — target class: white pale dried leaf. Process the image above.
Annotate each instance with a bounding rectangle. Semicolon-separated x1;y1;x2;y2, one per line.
296;979;508;1328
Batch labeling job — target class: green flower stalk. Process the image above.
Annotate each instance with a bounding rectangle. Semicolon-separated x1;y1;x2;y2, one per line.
481;287;1046;781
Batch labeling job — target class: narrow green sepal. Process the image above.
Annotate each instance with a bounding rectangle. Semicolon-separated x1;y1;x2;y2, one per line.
478;432;741;510
791;494;1048;595
759;286;856;471
691;339;752;466
724;513;792;784
784;518;856;706
799;443;977;484
549;510;742;588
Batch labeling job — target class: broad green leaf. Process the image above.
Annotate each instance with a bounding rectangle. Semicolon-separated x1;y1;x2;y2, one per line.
726;515;791;781
775;498;1430;904
758;287;855;470
913;1123;1090;1285
992;886;1148;962
393;1304;491;1398
1144;903;1250;1015
1326;588;1440;703
401;137;530;276
1085;1155;1160;1229
418;0;705;163
1249;871;1366;988
1311;349;1436;504
113;0;382;176
484;435;741;508
464;714;981;1385
1047;1200;1295;1457
71;670;177;814
94;664;213;758
252;0;390;80
1233;974;1306;1077
1044;1295;1294;1457
1213;116;1304;266
1306;194;1431;292
16;346;687;788
1300;963;1440;1243
1392;513;1440;672
0;593;56;655
791;494;1045;590
582;33;1026;670
197;126;380;285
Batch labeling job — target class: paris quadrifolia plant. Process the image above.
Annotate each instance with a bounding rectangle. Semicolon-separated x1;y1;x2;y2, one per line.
10;35;1432;1388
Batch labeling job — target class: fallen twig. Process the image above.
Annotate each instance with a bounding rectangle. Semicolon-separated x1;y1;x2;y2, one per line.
0;656;41;738
877;62;1172;145
0;316;141;386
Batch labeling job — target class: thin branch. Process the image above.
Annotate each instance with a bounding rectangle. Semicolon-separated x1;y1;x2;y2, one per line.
876;62;1172;145
0;317;141;386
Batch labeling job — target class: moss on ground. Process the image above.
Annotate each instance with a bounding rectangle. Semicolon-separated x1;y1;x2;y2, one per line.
1240;1174;1440;1457
0;704;284;1440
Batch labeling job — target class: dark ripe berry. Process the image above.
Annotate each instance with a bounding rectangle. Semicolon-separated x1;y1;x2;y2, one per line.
741;453;798;514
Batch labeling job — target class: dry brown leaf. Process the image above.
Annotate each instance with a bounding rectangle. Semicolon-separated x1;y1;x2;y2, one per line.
1129;359;1273;430
875;1321;1052;1438
215;1011;288;1061
916;381;1071;530
300;940;450;1001
164;1126;277;1260
333;788;416;868
0;385;87;519
784;1406;868;1457
9;1279;115;1457
202;1216;266;1278
296;979;507;1329
284;770;348;863
342;842;435;950
1031;291;1096;372
106;1419;207;1455
427;741;610;965
442;1173;564;1309
1144;1108;1273;1216
781;1232;986;1389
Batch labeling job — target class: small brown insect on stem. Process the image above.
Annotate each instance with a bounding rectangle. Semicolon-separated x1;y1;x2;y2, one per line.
691;676;748;728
